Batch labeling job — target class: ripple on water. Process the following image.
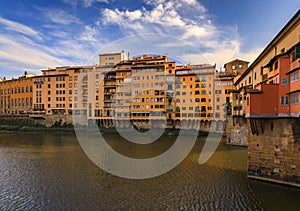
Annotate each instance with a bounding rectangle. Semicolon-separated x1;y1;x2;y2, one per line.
0;133;300;210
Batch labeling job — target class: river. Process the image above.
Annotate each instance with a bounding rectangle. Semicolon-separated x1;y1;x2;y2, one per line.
0;131;299;210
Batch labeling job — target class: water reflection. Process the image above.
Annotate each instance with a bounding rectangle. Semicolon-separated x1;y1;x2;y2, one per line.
0;131;299;210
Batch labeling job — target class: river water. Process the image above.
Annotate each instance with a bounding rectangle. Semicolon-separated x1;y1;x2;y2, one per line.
0;131;299;210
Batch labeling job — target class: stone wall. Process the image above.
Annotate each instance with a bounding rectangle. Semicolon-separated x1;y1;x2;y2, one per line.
33;114;73;127
225;115;248;146
247;118;300;187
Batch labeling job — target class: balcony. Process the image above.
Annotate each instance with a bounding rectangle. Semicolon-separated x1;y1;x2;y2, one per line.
262;73;268;82
167;106;173;112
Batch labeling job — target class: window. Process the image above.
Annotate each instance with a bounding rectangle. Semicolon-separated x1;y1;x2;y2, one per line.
216;105;220;110
215;113;220;118
238;64;243;69
274;61;278;70
249;76;251;84
291;71;298;82
216;97;220;102
292;46;300;61
215;90;221;94
281;78;288;85
291;93;299;105
280;96;289;106
254;72;257;80
232;65;236;70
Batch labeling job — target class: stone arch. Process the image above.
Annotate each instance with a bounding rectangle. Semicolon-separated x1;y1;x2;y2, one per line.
175;119;181;128
182;119;188;128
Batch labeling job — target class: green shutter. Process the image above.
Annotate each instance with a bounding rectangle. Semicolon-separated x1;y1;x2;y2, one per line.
295;46;300;59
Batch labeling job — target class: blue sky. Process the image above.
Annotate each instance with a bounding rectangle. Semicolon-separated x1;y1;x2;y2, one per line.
0;0;299;78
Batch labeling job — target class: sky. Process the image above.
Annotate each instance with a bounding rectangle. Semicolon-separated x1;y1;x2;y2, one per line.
0;0;299;78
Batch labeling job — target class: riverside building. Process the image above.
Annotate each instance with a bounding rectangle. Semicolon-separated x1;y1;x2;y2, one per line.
1;52;235;131
230;9;300;187
0;73;34;115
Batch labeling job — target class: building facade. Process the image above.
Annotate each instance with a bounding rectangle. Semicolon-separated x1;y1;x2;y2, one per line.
230;9;300;187
0;73;34;115
1;51;234;131
234;10;300;117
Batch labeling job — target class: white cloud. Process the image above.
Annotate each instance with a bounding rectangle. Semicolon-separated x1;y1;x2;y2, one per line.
36;7;82;25
100;0;253;67
62;0;109;8
0;34;66;73
0;23;102;76
102;0;218;45
0;17;42;40
76;25;98;42
83;0;109;7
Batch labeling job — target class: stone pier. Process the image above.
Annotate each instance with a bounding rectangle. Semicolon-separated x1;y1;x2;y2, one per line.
247;118;300;187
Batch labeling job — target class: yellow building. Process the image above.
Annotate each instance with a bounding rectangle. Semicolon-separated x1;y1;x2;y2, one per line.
221;59;249;116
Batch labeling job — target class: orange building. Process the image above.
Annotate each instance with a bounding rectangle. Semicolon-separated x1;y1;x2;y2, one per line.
174;64;216;128
232;10;300;118
33;66;84;115
234;10;300;118
95;55;226;129
0;73;34;115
